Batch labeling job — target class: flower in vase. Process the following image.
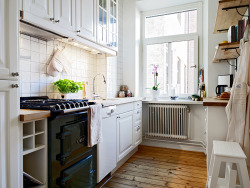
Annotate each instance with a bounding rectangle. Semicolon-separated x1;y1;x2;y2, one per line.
152;64;159;90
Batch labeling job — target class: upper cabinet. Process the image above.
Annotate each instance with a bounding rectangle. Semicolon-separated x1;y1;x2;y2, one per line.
21;0;118;53
76;0;97;42
97;0;118;50
23;0;53;21
54;0;76;31
108;0;118;50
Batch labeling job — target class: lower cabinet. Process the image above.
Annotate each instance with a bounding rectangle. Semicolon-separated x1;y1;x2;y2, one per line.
117;111;134;162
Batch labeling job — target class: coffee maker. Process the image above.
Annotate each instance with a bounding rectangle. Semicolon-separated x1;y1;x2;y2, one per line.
216;74;234;96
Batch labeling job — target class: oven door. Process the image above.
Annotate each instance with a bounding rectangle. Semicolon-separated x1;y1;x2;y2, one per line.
56;114;91;165
56;155;96;188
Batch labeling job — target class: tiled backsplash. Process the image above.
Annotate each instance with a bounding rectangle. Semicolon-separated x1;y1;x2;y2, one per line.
19;35;105;99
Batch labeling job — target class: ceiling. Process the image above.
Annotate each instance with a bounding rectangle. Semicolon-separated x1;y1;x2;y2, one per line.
136;0;203;12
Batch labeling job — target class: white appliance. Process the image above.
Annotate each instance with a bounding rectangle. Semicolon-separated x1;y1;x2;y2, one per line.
97;105;117;182
218;74;234;87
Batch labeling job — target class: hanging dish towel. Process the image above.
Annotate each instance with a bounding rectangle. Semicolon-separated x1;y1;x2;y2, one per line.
88;104;103;147
226;40;250;165
47;48;71;77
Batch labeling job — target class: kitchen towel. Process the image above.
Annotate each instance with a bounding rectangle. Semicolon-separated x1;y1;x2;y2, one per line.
88;104;103;147
226;39;250;165
47;48;71;77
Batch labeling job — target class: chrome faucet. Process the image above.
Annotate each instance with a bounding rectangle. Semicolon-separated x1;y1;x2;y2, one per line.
93;73;106;100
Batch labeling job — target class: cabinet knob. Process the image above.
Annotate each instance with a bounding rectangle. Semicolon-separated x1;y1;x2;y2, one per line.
76;30;81;33
111;109;114;113
117;116;120;119
50;18;54;21
137;125;141;131
55;20;60;23
11;84;19;88
11;72;19;77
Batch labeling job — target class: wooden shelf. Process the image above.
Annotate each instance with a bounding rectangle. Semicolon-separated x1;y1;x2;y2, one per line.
214;0;250;34
213;42;240;63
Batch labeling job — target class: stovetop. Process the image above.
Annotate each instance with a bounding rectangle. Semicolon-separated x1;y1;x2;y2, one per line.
20;96;95;116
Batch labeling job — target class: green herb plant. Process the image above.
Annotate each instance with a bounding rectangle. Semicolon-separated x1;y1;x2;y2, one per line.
54;79;83;94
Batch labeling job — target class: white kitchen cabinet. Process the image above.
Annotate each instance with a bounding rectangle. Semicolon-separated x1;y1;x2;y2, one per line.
23;0;53;21
97;0;118;50
76;0;96;42
117;110;134;162
108;0;118;50
133;102;142;147
0;80;20;188
54;0;76;31
21;119;47;187
0;0;19;79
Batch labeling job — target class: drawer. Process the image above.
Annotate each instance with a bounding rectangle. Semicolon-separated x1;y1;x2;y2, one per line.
133;108;142;123
134;124;142;146
134;101;142;109
116;102;134;114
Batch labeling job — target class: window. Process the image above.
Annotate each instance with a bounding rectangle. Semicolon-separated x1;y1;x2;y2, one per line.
143;3;201;97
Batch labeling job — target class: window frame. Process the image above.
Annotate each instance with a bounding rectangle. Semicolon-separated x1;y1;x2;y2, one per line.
142;2;202;98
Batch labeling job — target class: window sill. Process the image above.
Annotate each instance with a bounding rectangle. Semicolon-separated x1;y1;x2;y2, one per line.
142;98;203;105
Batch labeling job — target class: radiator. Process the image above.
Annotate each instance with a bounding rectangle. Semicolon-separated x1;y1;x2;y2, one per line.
146;104;189;140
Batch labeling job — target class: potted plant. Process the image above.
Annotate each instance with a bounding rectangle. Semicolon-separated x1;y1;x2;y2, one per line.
151;64;160;100
54;79;83;99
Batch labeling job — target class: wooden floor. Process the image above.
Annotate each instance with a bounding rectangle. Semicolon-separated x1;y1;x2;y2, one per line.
103;145;207;188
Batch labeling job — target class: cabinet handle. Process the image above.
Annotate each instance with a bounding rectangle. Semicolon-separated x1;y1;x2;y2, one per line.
55;20;60;23
111;109;114;113
50;18;54;21
137;110;140;114
11;84;19;88
76;30;81;33
11;72;19;77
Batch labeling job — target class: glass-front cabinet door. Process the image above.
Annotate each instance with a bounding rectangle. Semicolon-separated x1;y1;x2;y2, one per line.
97;0;108;45
97;0;118;51
108;0;118;50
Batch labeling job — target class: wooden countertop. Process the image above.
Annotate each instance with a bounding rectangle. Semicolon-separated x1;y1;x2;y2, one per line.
20;109;51;122
203;97;229;107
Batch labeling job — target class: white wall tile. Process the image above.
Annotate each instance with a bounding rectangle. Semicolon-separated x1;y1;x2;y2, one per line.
31;83;40;93
31;72;40;83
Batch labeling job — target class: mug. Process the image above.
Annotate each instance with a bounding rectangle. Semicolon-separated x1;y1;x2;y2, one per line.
215;85;228;96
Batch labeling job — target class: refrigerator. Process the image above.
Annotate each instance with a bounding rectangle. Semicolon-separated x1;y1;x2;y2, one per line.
0;0;21;188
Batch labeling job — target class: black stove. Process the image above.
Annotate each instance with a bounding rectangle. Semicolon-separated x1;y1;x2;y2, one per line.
20;96;95;116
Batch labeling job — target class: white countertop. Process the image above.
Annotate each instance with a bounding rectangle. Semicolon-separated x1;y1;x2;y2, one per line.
90;97;143;107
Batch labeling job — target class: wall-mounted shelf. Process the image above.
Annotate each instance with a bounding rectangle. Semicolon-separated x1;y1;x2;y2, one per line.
213;42;240;63
214;0;250;34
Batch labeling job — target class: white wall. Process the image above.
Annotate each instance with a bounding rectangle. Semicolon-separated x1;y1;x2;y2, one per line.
204;0;230;97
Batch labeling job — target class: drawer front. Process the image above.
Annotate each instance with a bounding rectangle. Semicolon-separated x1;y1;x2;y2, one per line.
134;124;142;146
134;101;142;109
116;103;134;114
133;108;142;124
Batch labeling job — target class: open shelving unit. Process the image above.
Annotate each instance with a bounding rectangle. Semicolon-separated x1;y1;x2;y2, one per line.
213;0;250;65
22;119;47;188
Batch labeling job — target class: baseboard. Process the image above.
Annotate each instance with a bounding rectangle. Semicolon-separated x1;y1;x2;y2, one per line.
141;138;205;153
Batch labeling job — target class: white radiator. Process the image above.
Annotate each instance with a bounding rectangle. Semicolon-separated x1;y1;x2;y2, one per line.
146;104;189;140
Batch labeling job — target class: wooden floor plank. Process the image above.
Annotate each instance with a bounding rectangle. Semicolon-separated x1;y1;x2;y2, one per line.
103;145;207;188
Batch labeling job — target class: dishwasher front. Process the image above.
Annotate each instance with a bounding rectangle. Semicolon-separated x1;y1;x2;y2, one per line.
97;105;117;183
